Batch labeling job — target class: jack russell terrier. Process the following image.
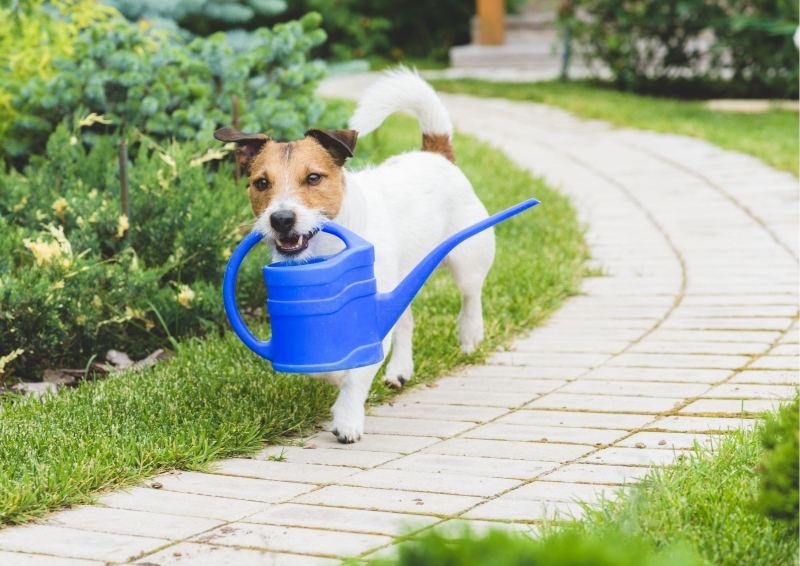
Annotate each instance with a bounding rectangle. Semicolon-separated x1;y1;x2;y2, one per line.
215;68;494;443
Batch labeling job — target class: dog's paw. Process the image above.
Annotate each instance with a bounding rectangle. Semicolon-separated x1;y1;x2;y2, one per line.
458;314;484;354
331;408;364;444
459;331;483;354
383;373;407;389
331;423;362;444
385;358;413;389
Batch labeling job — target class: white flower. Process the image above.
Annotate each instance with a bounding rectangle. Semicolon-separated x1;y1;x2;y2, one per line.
52;197;70;218
23;225;73;267
78;113;113;128
0;348;24;376
116;214;129;238
23;239;61;266
176;285;195;308
12;196;28;212
190;147;230;167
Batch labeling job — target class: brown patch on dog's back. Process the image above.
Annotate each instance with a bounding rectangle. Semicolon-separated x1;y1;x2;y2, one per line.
246;138;346;218
422;133;454;162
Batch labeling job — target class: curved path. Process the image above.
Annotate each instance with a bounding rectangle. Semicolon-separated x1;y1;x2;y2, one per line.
1;78;797;565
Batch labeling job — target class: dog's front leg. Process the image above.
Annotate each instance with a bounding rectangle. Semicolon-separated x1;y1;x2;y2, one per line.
331;363;380;443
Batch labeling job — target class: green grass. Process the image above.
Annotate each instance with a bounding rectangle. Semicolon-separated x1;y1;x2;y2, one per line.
0;112;586;525
380;409;799;566
569;421;799;565
369;56;448;71
430;79;800;176
379;527;703;566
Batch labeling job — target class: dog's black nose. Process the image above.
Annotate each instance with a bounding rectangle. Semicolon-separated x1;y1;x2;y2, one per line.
270;210;296;234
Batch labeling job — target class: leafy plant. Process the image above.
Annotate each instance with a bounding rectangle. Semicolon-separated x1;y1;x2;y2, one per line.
566;0;799;98
0;0;116;156
105;0;288;35
378;528;702;566
259;0;476;62
0;121;266;380
757;397;799;531
6;11;329;159
108;0;478;63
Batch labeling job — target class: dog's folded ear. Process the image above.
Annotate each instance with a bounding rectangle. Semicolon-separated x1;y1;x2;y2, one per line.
214;127;269;173
306;129;358;166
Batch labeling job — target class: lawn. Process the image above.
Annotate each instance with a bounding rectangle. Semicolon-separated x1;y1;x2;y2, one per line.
379;401;799;566
0;112;586;525
566;415;798;565
430;79;799;176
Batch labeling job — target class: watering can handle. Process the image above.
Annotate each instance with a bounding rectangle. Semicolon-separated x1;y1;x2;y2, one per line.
222;231;272;358
320;222;372;251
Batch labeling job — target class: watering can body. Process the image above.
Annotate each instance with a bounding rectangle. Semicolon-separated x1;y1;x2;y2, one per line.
223;198;540;373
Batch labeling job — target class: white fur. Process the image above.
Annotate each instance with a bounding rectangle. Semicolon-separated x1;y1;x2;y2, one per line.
349;67;453;137
260;69;495;443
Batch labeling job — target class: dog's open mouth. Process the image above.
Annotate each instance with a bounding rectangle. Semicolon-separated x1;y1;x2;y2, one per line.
275;230;317;255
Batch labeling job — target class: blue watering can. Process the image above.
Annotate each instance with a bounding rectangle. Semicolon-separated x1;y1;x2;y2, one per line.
223;198;540;373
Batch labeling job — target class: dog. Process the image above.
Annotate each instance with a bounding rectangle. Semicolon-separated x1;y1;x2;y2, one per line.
215;68;495;443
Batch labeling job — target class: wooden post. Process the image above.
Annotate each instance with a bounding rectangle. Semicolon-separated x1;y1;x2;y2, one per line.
118;138;130;241
477;0;505;45
232;95;241;184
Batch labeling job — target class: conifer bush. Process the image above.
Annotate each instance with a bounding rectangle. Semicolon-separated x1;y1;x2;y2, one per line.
5;10;328;159
105;0;288;35
0;0;116;158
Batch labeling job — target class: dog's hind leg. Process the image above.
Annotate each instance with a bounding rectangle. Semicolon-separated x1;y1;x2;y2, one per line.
447;231;495;354
384;307;414;388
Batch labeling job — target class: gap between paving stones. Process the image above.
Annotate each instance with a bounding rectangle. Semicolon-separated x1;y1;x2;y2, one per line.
627;139;799;262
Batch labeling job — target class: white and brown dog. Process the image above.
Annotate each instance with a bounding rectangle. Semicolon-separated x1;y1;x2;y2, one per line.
215;69;494;443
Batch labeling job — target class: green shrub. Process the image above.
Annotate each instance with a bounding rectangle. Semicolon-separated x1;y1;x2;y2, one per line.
0;0;116;154
378;528;702;566
6;10;328;159
107;0;480;63
567;0;799;98
0;121;268;380
0;3;353;380
262;0;478;62
757;398;799;531
105;0;288;35
108;0;545;64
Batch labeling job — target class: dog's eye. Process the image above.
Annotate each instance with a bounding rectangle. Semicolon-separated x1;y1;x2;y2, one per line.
253;178;270;191
307;173;322;186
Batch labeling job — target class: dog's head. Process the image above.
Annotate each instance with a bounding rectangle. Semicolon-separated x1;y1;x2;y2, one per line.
214;127;357;261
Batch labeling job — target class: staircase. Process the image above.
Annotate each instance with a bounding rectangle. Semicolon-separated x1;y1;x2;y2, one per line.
449;5;565;71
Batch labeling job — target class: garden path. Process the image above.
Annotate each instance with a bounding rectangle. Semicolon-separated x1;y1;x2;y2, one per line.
0;75;797;565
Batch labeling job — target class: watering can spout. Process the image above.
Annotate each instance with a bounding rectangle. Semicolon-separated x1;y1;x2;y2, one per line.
375;198;540;338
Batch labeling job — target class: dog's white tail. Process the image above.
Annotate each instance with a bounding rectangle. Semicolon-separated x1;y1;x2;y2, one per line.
349;67;455;161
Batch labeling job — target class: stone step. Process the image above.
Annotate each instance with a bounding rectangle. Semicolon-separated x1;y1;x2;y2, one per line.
470;11;558;42
450;42;565;69
471;13;559;45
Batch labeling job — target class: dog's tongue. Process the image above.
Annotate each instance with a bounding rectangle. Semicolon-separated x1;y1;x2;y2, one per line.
278;234;305;251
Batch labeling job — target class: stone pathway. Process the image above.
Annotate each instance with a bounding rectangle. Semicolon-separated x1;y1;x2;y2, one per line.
1;77;798;565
